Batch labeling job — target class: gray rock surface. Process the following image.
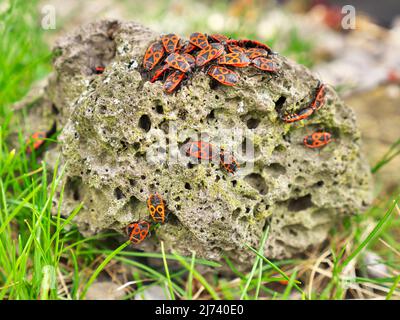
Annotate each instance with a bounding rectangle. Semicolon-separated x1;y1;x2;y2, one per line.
33;20;372;268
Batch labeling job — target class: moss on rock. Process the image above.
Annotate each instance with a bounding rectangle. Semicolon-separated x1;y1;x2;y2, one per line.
38;20;372;267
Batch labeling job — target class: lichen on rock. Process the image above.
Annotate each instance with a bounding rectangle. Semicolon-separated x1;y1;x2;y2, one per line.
37;20;372;267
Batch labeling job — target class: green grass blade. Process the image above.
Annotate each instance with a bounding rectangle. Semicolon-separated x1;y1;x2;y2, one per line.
80;241;130;299
186;251;196;300
386;274;400;300
161;241;175;300
240;225;269;300
339;197;399;272
172;250;220;300
245;244;305;295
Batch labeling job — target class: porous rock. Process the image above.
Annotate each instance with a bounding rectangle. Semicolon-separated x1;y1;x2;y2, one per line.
43;20;372;267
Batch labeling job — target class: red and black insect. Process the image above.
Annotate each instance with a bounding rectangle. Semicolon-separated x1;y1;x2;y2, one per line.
280;107;314;123
181;53;196;69
147;193;166;224
195;43;224;67
165;53;191;73
245;48;268;59
310;82;326;111
225;39;240;47
185;141;216;161
303;131;332;149
163;70;186;94
207;65;239;86
161;33;180;53
150;63;169;83
219;150;240;174
26;131;47;154
227;45;245;54
209;34;229;43
180;41;197;54
217;52;250;68
251;57;279;72
238;39;274;54
143;41;165;71
126;220;151;244
189;32;210;50
94;66;105;74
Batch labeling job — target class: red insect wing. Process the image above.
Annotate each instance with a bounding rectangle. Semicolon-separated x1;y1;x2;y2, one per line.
208;65;239;86
226;39;240;47
181;41;197;54
150;64;169;83
220;151;239;174
161;33;180;53
165;53;191;73
252;57;279;72
209;34;229;43
189;32;210;50
181;53;196;69
186;141;215;160
163;70;185;93
95;66;105;74
143;41;165;71
304;132;332;148
238;39;273;53
281;107;314;123
195;43;224;67
127;220;150;244
27;131;47;153
311;84;326;111
147;194;166;224
217;52;250;67
245;48;268;59
227;45;245;54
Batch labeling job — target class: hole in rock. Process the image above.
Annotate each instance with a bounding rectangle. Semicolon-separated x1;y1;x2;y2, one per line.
159;120;169;134
273;144;286;153
184;182;192;190
295;176;306;184
274;96;286;112
232;208;241;219
187;162;197;169
244;173;268;195
132;142;141;151
120;140;128;149
288;194;313;212
52;104;59;115
138;114;151;132
266;163;286;176
178;109;188;120
167;213;180;225
207;109;215;120
155;105;164;114
129;195;140;210
114;187;125;200
99;105;108;114
246;118;260;129
66;176;82;201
